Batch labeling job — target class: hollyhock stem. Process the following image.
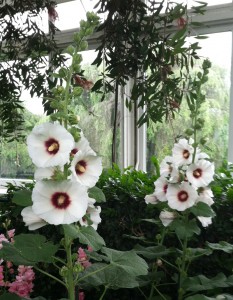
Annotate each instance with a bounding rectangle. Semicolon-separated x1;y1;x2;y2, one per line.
64;233;75;300
178;214;189;300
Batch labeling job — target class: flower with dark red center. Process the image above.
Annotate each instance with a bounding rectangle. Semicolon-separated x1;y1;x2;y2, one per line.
186;160;215;188
71;135;96;157
32;180;89;225
45;138;59;155
27;122;74;168
172;138;194;166
51;192;71;209
154;177;169;202
70;150;102;188
167;182;198;211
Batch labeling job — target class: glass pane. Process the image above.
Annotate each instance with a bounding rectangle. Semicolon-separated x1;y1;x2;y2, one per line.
55;0;97;31
76;50;121;168
147;32;231;172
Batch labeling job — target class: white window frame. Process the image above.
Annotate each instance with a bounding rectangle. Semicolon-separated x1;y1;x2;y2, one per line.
54;2;233;170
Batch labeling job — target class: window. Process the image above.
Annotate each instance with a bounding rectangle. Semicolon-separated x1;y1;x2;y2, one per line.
147;32;231;172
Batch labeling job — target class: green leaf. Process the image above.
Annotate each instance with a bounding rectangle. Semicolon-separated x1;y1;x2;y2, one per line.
88;186;106;203
206;241;233;253
63;224;79;239
190;202;215;217
12;190;32;207
76;226;105;251
185;295;214;300
183;273;229;292
170;219;200;239
79;248;148;289
0;293;22;300
0;234;58;265
134;245;172;259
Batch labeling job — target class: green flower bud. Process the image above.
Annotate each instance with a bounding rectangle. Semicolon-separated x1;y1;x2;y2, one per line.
184;128;194;136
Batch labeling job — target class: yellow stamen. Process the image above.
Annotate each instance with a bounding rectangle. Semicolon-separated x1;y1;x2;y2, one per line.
58;195;65;205
48;143;59;152
76;164;86;173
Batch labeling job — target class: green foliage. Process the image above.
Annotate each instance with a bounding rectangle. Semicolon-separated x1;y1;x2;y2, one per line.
94;0;207;125
0;234;59;265
79;247;148;289
0;1;65;141
63;225;105;251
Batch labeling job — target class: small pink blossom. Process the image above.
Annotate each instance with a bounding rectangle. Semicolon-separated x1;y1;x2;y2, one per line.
7;229;15;239
77;247;91;269
79;291;85;300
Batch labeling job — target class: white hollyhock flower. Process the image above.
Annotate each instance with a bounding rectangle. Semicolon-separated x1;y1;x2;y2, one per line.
80;206;101;230
197;216;212;227
145;194;158;205
154;177;168;202
71;135;96;156
167;182;198;211
159;210;176;227
34;167;55;180
27;122;74;168
32;180;89;225
172;138;194;166
199;187;214;198
21;206;47;230
196;195;214;206
160;156;179;183
70;150;102;188
160;156;174;176
186;160;215;188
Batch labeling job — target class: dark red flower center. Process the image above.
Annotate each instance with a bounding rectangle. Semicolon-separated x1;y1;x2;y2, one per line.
75;160;87;175
51;192;71;209
163;184;168;194
71;148;78;156
193;168;202;179
45;138;59;155
178;190;189;202
183;149;190;159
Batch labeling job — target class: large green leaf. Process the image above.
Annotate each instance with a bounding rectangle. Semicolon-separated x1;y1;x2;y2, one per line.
88;186;106;203
206;241;233;253
76;226;105;251
183;273;230;292
190;202;215;218
170;219;200;239
134;244;172;259
12;190;32;207
79;247;148;289
185;295;214;300
0;234;58;265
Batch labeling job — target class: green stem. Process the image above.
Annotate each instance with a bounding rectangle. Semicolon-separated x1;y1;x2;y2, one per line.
178;215;189;300
154;285;167;300
64;233;75;300
34;266;66;287
99;286;108;300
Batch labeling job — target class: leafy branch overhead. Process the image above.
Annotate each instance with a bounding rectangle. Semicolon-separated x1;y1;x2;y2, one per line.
0;0;65;141
93;0;207;125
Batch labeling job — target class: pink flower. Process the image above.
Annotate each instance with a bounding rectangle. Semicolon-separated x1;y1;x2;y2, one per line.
0;265;5;286
0;234;8;249
6;261;13;269
7;229;15;239
79;291;85;300
48;4;59;23
8;266;35;298
77;247;91;269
